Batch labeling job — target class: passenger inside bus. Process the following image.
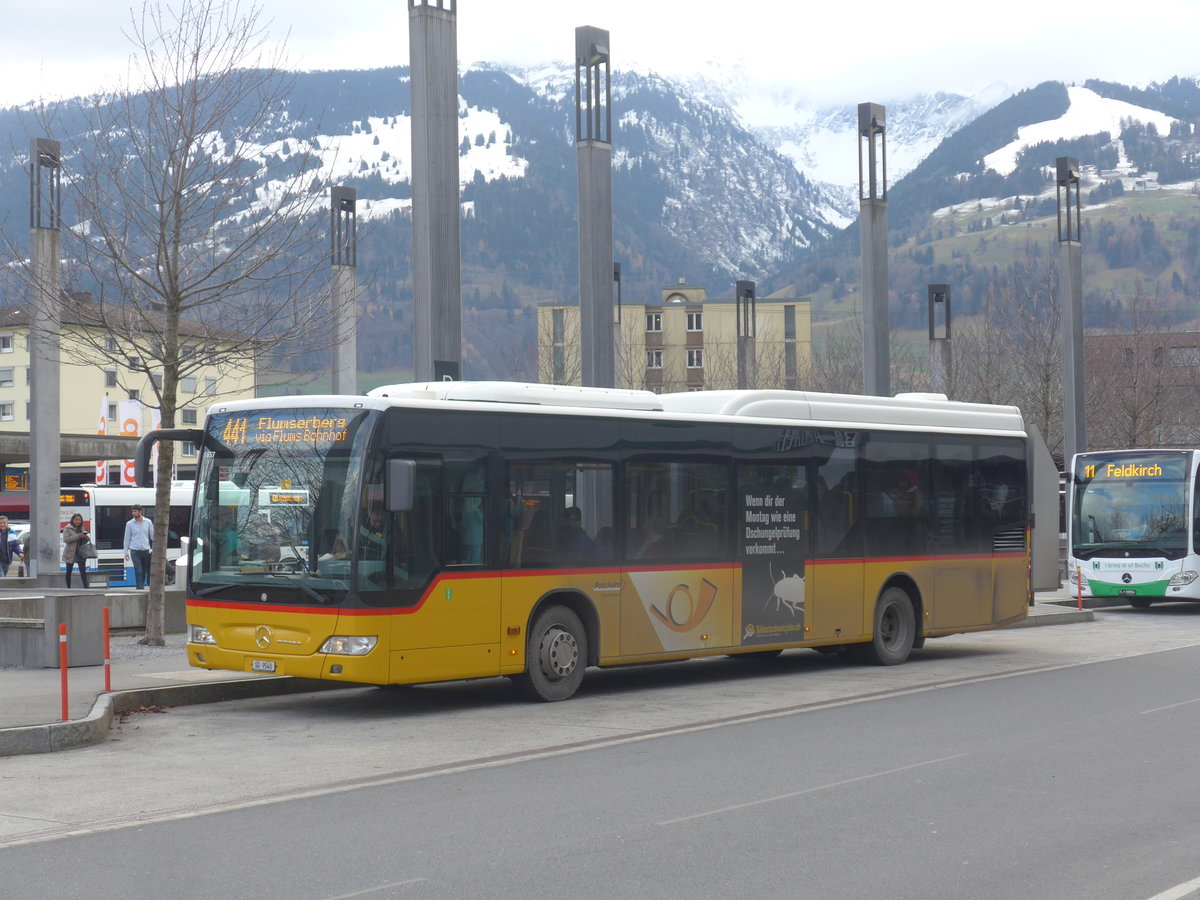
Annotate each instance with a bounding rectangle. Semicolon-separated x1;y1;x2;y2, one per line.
556;506;598;562
212;509;240;566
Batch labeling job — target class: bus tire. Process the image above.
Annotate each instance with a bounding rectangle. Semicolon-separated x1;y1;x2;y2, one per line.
853;587;916;666
517;606;587;702
1128;597;1153;609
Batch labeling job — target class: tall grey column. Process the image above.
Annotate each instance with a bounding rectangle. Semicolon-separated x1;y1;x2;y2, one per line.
331;186;358;394
1057;157;1086;464
858;103;889;397
736;280;757;390
928;284;951;395
409;0;461;382
29;138;62;586
575;26;614;388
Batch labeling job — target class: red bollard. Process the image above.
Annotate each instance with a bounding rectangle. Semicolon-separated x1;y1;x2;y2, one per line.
103;607;111;693
59;623;69;722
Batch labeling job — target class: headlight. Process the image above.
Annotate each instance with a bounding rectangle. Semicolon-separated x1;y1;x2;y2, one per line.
319;635;378;655
189;624;216;645
1169;571;1199;587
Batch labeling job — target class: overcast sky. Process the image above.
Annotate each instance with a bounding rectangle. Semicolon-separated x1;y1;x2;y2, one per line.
3;0;1199;112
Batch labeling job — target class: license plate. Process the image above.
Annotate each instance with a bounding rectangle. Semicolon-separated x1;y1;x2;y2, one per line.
251;659;276;673
1118;589;1136;597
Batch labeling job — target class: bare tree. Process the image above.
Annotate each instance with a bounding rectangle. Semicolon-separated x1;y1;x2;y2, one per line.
950;257;1064;458
4;0;335;643
1085;283;1178;449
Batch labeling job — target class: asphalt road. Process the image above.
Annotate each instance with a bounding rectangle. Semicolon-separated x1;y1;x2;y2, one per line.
6;605;1200;899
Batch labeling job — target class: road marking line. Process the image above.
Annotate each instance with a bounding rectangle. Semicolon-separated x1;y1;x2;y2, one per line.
1141;697;1200;714
325;879;429;899
1145;875;1200;900
656;754;967;826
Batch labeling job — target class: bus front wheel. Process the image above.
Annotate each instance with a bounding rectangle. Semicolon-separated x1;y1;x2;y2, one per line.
853;587;916;666
517;606;587;702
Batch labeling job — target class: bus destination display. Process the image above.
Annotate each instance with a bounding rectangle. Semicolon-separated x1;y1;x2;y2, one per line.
217;412;353;447
1078;456;1186;482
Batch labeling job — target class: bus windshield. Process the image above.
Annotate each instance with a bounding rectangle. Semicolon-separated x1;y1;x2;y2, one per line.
1072;451;1191;559
190;407;376;597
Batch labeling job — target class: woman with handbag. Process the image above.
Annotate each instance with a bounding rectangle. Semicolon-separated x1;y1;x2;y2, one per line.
62;513;92;589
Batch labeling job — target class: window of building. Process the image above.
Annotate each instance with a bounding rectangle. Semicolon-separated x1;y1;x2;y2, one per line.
686;311;703;332
1124;348;1135;368
24;366;30;386
645;312;662;333
0;368;13;388
181;408;198;426
151;372;163;390
181;441;197;457
181;375;197;393
107;403;118;420
1154;347;1165;366
105;370;118;387
0;402;13;421
687;348;704;369
1170;346;1200;367
784;305;796;340
128;389;140;402
0;334;13;353
129;356;141;369
24;401;29;421
646;349;663;369
204;377;217;396
104;336;117;352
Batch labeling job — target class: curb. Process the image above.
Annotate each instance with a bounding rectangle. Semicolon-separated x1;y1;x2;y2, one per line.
1008;608;1095;628
0;677;349;758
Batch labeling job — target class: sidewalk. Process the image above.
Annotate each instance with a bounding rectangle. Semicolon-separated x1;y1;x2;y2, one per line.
0;585;1098;757
0;632;342;756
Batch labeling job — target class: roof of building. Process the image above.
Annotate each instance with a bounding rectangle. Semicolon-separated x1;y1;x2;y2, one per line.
0;291;240;340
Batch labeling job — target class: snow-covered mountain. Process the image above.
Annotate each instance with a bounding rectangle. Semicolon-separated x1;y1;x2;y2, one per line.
980;84;1175;176
676;67;1014;223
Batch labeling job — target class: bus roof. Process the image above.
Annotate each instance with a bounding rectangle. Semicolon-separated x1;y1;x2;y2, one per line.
212;382;1027;437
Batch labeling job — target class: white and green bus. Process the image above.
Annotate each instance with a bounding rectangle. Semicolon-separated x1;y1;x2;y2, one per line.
1068;450;1200;607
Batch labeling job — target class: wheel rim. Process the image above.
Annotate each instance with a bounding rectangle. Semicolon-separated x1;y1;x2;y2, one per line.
539;626;578;681
880;604;902;650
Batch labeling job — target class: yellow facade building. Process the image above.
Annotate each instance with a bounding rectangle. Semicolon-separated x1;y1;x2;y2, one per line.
538;279;812;392
0;293;257;482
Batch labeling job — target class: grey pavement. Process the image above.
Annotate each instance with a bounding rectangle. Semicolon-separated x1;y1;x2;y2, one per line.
0;581;1100;757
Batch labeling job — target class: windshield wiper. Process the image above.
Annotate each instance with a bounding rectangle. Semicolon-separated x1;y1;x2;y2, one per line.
265;571;332;604
195;583;239;598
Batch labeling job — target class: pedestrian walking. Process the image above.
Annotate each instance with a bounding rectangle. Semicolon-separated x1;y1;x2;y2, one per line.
0;515;24;577
123;504;154;589
62;513;91;589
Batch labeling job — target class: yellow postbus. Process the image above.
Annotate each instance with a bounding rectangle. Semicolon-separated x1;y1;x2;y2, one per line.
137;382;1059;701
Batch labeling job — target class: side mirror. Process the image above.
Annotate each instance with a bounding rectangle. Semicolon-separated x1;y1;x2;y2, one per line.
385;459;415;513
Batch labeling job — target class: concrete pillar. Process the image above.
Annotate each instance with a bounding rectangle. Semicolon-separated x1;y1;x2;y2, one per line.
409;0;462;382
858;103;890;397
1057;157;1086;464
29;138;62;588
736;280;757;390
575;25;614;388
928;284;951;395
331;186;358;394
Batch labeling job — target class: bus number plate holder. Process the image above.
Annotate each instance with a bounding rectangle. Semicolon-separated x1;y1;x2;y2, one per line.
1118;589;1136;597
251;659;277;673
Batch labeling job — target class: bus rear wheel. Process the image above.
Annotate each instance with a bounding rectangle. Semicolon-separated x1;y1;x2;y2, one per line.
853;587;916;666
517;606;587;702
